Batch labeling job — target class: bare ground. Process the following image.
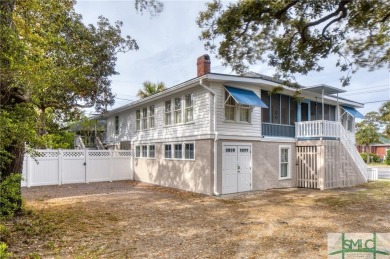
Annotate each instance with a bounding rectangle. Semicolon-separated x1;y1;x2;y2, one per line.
3;181;390;258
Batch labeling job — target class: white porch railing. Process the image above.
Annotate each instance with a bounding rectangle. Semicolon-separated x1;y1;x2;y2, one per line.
296;120;368;182
295;120;340;139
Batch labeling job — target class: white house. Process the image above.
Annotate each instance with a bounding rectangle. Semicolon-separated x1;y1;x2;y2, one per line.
98;55;367;195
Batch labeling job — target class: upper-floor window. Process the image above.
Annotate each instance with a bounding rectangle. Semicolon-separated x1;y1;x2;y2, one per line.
174;97;182;124
149;105;155;128
115;116;119;135
142;108;148;130
165;100;172;126
240;105;250;122
225;90;236;121
224;90;250;123
136;110;141;131
185;94;194;123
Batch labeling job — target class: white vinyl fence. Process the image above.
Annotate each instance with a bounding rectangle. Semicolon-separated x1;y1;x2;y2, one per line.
22;150;132;187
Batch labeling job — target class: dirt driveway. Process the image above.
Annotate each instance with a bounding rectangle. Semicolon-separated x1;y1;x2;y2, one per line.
5;181;390;258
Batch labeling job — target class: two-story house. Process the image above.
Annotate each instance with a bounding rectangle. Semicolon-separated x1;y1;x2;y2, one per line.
98;55;367;195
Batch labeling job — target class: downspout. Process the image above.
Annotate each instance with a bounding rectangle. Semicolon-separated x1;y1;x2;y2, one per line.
199;78;220;196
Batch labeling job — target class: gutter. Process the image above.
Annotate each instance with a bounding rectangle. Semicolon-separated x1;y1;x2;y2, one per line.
199;78;220;196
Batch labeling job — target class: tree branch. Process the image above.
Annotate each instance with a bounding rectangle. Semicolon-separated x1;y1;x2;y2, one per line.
274;0;299;19
301;0;350;43
381;13;390;23
322;5;348;39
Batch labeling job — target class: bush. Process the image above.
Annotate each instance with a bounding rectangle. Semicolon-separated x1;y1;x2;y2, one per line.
0;241;11;258
0;174;22;219
385;150;390;165
360;153;380;163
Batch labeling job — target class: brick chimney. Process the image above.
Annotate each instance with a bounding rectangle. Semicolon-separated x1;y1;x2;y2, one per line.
197;54;211;77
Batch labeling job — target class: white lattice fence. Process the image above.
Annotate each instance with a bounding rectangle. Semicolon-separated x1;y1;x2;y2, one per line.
22;149;132;187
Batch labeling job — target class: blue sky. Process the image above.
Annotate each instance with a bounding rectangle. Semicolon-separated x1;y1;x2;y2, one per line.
75;0;390;116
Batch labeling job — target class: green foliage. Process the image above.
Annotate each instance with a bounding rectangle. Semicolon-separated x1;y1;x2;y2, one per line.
137;81;166;99
360;153;380;163
0;241;11;258
0;174;22;219
385;150;390;165
36;132;75;149
197;0;390;86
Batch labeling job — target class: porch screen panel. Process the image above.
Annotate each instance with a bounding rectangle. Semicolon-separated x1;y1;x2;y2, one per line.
261;90;270;123
271;94;280;124
329;105;336;121
301;103;309;121
281;95;289;125
290;100;297;125
324;104;329;120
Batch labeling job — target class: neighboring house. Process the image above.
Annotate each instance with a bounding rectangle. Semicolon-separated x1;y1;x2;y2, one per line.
358;135;390;161
96;54;367;195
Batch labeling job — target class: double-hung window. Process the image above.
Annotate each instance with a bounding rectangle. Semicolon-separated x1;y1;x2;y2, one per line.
164;144;172;158
165;100;172;125
148;145;155;158
174;144;182;159
185;94;193;123
136;110;141;131
142;145;148;157
142;108;148;130
174;97;182;124
185;143;194;159
135;146;141;158
115;116;119;134
279;145;291;179
149;105;155;128
240;105;250;122
225;90;236;121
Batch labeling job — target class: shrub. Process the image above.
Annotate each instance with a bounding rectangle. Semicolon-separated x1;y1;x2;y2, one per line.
0;174;22;219
360;153;380;163
385;150;390;165
0;242;11;258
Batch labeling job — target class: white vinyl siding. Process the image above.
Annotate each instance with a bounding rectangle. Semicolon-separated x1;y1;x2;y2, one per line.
214;83;261;137
105;87;212;143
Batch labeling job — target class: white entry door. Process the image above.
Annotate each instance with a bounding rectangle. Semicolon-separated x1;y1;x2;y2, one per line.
222;145;252;194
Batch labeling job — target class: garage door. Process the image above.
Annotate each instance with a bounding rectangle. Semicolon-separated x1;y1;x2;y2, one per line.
222;145;251;194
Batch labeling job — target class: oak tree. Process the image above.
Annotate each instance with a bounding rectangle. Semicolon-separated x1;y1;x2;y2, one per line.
197;0;390;87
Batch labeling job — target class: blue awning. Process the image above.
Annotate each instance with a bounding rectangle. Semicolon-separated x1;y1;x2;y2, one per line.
341;106;364;119
225;86;268;108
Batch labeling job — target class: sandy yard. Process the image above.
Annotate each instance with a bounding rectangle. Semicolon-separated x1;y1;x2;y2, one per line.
2;180;389;258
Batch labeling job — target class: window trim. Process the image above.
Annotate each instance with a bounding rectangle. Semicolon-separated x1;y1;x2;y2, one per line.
279;145;292;180
165;100;172;126
136;110;141;131
135;146;141;158
224;89;252;123
115;116;119;135
163;142;196;161
149;105;155;129
142;108;148;130
174;97;183;124
185;94;194;123
184;142;195;160
148;144;156;159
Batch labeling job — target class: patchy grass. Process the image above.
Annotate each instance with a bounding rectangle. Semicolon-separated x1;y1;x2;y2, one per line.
3;181;390;258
